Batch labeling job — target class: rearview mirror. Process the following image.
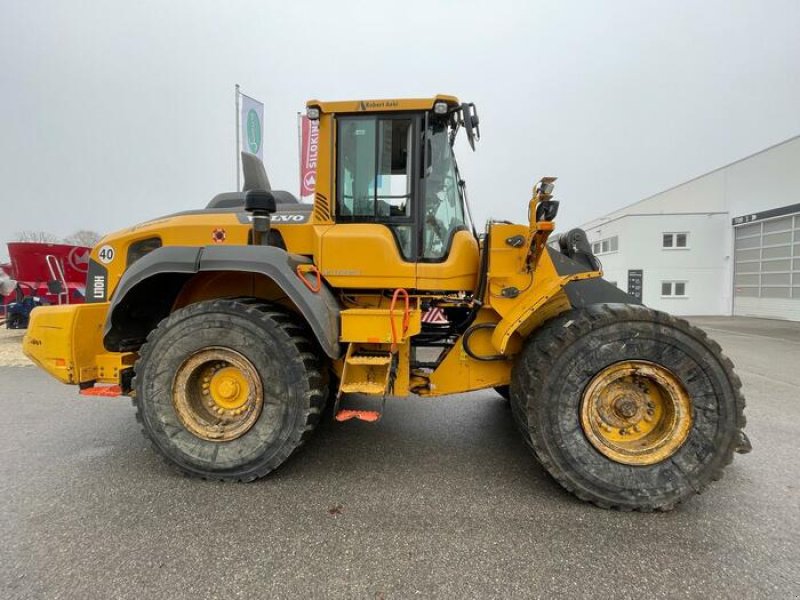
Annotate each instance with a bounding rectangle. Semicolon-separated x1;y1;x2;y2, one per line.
460;103;481;151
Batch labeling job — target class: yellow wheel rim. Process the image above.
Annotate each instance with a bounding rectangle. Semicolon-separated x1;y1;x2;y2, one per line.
172;347;263;442
208;367;251;411
580;361;692;466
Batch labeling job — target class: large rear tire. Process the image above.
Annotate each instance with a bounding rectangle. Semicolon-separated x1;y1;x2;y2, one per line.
510;303;747;511
133;299;328;481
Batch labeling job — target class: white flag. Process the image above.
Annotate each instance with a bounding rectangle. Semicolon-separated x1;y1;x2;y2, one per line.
240;93;264;160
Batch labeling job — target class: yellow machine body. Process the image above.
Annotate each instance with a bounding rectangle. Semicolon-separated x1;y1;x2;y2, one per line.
23;302;134;385
18;94;750;513
24;94;608;400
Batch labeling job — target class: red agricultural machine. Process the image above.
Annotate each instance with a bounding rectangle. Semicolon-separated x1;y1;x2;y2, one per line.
1;242;90;328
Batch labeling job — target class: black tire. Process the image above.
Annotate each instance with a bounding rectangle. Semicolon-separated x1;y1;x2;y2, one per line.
510;303;747;511
133;298;328;481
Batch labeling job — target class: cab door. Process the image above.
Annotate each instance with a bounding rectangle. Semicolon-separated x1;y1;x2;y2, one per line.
317;114;420;290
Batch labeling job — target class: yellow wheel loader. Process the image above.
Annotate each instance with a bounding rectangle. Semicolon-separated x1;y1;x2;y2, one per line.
23;95;750;510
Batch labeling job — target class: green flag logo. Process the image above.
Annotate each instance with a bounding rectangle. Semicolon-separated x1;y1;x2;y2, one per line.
246;109;261;153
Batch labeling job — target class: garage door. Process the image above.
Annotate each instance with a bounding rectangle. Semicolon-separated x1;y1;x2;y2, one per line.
733;208;800;321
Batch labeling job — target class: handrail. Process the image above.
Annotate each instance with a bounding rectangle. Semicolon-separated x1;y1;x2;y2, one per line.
45;254;69;305
389;288;410;352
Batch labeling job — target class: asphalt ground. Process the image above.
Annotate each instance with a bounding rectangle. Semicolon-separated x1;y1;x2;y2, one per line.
1;317;799;599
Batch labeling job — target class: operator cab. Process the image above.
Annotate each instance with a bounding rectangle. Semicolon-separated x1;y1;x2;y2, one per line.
313;96;480;292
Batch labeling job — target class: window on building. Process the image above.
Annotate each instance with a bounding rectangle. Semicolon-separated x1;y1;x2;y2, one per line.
661;281;688;297
663;232;689;249
592;235;619;255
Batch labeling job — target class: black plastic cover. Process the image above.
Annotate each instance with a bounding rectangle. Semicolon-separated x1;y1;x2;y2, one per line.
103;245;342;358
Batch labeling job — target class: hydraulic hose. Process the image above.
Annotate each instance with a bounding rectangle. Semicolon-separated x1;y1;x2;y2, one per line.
454;226;491;334
462;322;505;362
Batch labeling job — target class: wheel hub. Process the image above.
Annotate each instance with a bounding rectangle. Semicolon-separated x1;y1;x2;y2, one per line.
172;348;264;442
580;361;692;465
614;397;639;419
207;366;250;410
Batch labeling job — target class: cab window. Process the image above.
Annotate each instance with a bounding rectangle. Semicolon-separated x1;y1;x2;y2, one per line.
337;116;415;258
421;121;466;259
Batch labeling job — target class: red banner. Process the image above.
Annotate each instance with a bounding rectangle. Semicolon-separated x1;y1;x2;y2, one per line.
299;116;319;199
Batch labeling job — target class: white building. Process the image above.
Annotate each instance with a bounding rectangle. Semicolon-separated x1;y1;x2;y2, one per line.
577;134;800;321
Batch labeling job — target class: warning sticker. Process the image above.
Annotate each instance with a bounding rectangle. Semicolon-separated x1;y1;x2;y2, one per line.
212;228;227;243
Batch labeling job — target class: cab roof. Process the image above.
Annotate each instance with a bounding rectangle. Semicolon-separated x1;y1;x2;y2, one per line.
306;94;459;115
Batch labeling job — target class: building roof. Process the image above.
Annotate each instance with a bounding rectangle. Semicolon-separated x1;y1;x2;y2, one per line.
581;132;800;230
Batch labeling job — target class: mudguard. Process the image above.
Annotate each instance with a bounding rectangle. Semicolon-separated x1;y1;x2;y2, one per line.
103;245;342;358
548;247;640;306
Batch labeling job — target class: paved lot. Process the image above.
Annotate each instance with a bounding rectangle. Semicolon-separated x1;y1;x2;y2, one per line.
1;317;799;599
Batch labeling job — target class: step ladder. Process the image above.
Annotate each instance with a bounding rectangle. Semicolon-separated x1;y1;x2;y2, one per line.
334;344;396;422
334;289;413;423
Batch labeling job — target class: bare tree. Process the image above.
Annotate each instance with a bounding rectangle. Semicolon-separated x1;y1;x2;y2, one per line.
14;230;60;243
63;230;102;247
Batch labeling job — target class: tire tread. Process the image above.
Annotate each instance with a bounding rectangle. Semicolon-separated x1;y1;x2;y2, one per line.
511;302;746;511
132;298;327;481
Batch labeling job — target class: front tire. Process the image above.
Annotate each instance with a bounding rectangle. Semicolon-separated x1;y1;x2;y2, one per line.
133;299;327;481
511;303;747;511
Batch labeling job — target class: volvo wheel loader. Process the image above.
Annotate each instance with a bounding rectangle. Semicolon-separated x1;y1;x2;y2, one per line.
23;95;750;510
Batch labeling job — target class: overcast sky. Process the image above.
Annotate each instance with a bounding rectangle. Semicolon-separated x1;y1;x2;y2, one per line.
1;0;799;261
